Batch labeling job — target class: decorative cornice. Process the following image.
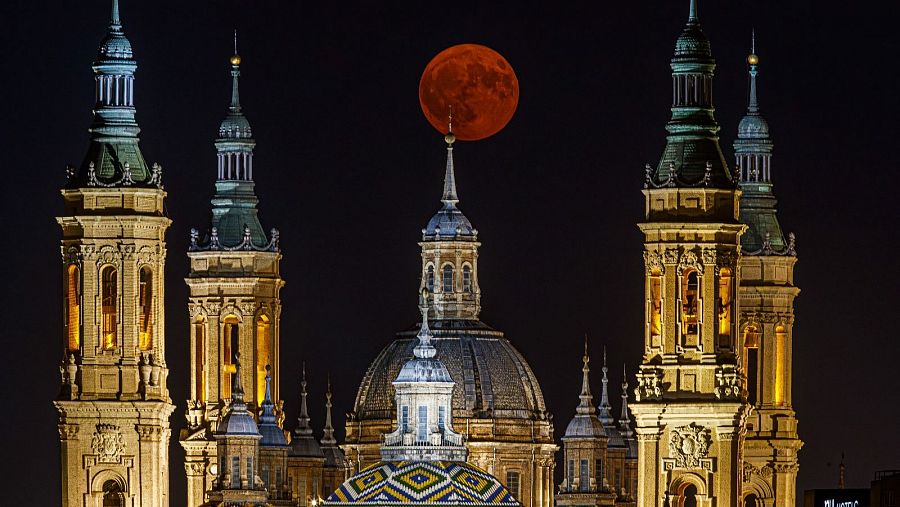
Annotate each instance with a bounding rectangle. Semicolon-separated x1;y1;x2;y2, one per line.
189;225;280;252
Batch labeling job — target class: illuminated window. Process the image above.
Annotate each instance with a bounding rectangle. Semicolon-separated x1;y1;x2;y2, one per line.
580;459;589;491
718;268;733;347
256;314;271;405
506;471;521;498
223;315;240;398
102;480;124;507
426;265;435;293
681;271;699;337
101;266;118;350
138;267;153;350
462;265;472;293
649;269;662;339
743;324;760;405
66;265;81;352
442;265;454;293
194;319;206;402
417;405;428;441
775;325;787;405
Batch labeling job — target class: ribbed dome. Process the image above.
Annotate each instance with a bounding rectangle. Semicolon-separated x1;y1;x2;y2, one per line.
219;112;253;139
326;461;519;505
353;322;548;420
563;415;606;438
218;406;260;436
674;25;711;57
98;32;133;60
396;357;453;383
423;204;476;240
738;114;770;139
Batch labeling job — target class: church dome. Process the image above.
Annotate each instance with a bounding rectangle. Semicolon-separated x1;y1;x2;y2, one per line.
98;32;133;60
423;204;476;240
219;112;253;139
326;461;519;505
353;323;548;421
674;25;710;58
563;414;606;439
738;114;770;139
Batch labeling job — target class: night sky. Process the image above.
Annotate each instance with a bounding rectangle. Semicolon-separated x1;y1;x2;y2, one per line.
2;1;898;505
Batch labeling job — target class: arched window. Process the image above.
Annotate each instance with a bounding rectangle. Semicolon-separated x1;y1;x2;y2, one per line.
101;267;118;350
194;318;206;402
138;267;153;350
718;268;733;348
256;314;271;405
681;271;699;337
102;480;124;507
426;265;435;293
649;268;662;340
442;265;454;293
222;315;240;398
743;324;760;405
744;494;759;507
775;325;787;405
682;484;698;507
66;265;81;352
462;265;473;293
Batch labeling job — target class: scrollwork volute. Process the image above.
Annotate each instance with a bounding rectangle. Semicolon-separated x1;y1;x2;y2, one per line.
63;245;83;264
663;248;679;265
95;245;120;266
135;245;157;266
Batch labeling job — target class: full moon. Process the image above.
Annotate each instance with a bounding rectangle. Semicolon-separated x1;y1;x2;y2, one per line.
419;44;519;141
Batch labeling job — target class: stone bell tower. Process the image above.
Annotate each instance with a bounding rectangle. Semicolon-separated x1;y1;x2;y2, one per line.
629;2;749;507
54;1;174;505
180;42;284;507
734;36;803;507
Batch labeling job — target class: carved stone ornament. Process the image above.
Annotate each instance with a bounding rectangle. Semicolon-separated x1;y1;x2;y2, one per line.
668;423;711;469
63;246;82;264
743;462;773;482
91;424;125;463
663;248;680;265
714;364;743;401
135;245;156;266
97;245;120;266
644;251;665;274
635;368;663;401
677;250;703;275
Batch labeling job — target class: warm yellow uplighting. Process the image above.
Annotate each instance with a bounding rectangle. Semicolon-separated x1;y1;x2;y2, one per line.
101;266;117;350
66;265;81;352
747;53;759;65
230;54;242;65
138;267;153;351
775;325;786;405
718;268;733;346
256;314;271;405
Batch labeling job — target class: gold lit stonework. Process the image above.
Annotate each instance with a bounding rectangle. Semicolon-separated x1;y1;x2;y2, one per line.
230;54;242;65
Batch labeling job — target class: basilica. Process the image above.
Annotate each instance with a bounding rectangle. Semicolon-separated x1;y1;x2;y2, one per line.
52;1;801;507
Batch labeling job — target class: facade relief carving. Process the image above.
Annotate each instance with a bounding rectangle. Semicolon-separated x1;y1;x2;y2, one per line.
91;424;126;463
668;424;711;469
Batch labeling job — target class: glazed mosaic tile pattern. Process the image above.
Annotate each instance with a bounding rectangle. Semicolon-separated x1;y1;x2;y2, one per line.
326;461;518;505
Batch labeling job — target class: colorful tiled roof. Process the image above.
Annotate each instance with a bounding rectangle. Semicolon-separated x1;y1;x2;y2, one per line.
325;461;519;506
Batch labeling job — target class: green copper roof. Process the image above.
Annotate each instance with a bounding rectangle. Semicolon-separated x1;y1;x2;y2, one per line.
72;0;155;187
734;36;794;255
648;0;734;188
190;44;278;252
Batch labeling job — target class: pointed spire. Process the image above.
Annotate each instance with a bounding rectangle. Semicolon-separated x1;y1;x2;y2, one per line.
229;31;242;111
747;30;760;114
321;374;337;445
576;335;595;415
620;364;631;424
441;130;459;205
597;346;615;424
296;362;313;436
231;352;246;405
259;365;277;424
110;0;121;29
688;0;699;22
414;289;438;359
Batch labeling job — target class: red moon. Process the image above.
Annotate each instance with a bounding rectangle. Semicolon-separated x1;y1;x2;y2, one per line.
419;44;519;141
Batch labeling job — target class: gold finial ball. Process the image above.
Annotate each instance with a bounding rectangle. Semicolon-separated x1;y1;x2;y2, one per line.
230;54;242;65
444;133;456;145
747;53;759;65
